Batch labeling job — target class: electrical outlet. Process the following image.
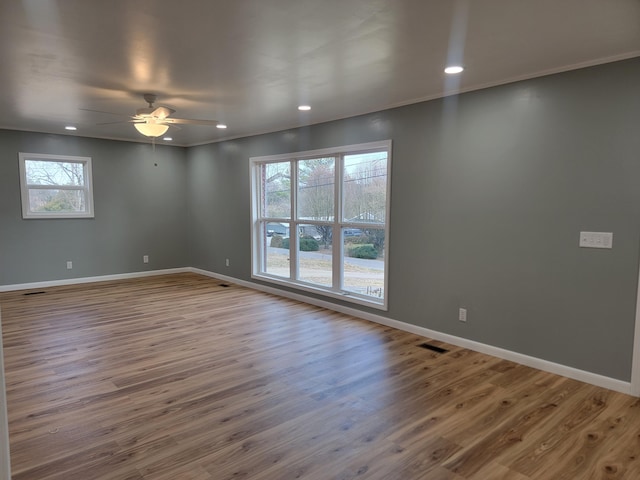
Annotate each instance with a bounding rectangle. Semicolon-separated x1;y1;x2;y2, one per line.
66;261;73;270
458;308;467;322
225;258;230;267
143;255;149;264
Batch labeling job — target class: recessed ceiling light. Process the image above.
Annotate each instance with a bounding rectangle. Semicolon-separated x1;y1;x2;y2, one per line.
444;66;464;74
298;105;311;111
163;137;173;141
64;126;77;131
216;124;227;129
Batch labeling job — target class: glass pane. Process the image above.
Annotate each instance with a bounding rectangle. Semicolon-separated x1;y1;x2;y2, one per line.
342;227;385;299
26;160;85;186
298;224;332;287
261;162;291;218
262;221;290;278
297;157;335;221
343;151;387;223
28;188;86;213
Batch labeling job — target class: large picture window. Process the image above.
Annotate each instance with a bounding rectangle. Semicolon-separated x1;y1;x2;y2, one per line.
251;140;391;309
19;153;94;219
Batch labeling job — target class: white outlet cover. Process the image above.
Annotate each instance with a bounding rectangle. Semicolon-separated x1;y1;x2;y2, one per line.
579;231;613;249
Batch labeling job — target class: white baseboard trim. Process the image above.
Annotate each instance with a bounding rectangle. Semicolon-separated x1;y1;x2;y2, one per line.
191;267;634;396
0;268;191;293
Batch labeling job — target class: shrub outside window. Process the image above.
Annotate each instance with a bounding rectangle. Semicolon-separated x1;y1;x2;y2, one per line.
251;140;391;310
19;153;94;219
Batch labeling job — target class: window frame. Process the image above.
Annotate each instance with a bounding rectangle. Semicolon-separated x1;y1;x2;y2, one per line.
18;152;95;219
250;140;391;310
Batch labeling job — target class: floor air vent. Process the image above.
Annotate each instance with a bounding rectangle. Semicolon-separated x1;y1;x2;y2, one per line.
23;291;46;296
418;343;448;354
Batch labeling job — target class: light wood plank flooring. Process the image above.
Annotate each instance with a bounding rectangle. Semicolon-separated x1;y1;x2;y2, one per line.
1;273;639;479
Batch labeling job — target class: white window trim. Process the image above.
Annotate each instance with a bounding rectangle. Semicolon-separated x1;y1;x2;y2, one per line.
250;140;391;310
18;152;95;219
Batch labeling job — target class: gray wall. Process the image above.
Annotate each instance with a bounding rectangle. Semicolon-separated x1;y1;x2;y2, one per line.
187;58;640;381
0;131;189;285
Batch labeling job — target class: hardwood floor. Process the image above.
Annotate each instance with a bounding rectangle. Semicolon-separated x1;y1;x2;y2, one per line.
1;273;639;479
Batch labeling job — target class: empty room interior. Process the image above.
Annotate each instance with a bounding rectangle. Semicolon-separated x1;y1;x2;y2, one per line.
1;1;640;479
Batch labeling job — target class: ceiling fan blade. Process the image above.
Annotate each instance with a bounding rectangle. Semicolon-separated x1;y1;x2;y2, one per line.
151;106;175;119
165;118;219;126
80;108;129;117
96;120;132;125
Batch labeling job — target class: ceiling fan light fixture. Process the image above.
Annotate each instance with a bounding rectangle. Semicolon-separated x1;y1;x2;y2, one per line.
134;122;169;137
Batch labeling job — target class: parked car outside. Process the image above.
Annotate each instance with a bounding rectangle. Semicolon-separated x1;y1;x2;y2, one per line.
343;228;363;237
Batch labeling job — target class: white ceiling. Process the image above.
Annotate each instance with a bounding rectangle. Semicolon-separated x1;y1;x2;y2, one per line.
0;0;638;147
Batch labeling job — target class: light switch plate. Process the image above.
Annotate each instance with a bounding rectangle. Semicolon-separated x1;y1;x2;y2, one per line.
579;231;613;249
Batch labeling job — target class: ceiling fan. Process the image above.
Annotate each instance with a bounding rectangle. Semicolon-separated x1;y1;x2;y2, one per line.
86;93;226;138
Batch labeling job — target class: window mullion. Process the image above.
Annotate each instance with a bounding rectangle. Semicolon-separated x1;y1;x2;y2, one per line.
257;164;267;273
26;184;85;191
290;160;298;281
333;154;343;292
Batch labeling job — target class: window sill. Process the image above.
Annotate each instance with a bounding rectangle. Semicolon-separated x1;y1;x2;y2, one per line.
251;273;388;311
22;213;95;220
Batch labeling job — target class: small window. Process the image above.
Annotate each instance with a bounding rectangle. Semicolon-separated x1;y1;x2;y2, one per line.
19;153;94;219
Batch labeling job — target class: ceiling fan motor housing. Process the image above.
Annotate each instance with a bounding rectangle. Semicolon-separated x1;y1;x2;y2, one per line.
143;93;158;107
